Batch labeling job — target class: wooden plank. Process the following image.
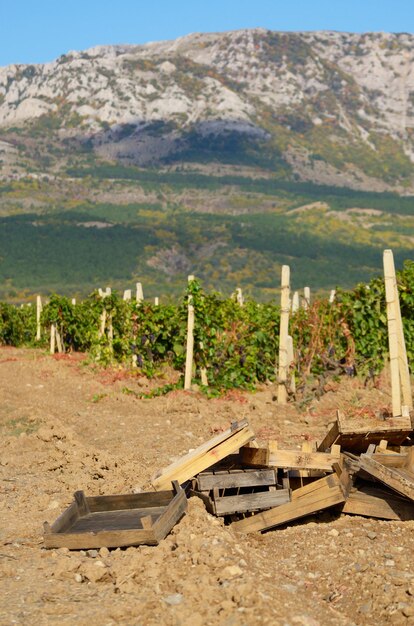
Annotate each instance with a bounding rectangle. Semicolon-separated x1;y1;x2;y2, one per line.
268;449;340;471
342;484;414;521
86;491;174;512
47;501;79;534
44;528;157;549
384;250;402;417
358;454;414;502
197;469;277;491
214;489;290;516
240;445;269;467
232;474;345;533
151;421;255;490
317;420;340;452
152;487;187;543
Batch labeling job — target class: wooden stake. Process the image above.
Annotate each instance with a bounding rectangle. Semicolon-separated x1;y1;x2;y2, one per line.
36;295;42;341
123;289;132;301
383;250;412;416
50;324;56;355
287;334;295;394
136;282;144;303
291;291;299;313
71;298;76;305
329;290;336;304
184;275;195;391
154;297;159;306
55;327;63;354
199;341;208;387
236;288;244;306
277;265;290;405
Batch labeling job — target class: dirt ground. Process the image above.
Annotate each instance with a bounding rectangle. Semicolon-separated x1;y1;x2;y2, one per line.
1;346;414;626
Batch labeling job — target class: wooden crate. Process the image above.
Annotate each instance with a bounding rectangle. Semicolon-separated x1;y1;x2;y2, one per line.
43;481;187;549
193;468;290;516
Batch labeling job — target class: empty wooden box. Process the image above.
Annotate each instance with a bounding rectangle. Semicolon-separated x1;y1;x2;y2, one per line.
43;481;187;549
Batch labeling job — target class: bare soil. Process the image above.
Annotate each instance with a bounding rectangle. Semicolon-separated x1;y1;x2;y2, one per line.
1;347;414;626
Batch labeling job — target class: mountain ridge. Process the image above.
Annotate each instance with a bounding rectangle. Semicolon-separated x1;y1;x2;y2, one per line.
1;28;414;191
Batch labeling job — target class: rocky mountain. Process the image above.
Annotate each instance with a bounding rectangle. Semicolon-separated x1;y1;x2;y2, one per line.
1;29;414;190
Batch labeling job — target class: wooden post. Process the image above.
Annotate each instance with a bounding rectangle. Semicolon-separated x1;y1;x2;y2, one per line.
303;286;310;310
291;291;299;313
105;287;111;296
55;327;63;354
136;282;144;303
383;250;412;416
71;298;76;305
287;334;295;394
154;297;159;306
329;290;336;304
277;265;290;405
199;341;208;387
50;324;56;355
123;290;132;301
236;288;244;306
184;275;195;391
36;295;42;341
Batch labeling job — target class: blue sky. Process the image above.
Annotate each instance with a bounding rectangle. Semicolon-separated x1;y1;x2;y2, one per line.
1;0;413;66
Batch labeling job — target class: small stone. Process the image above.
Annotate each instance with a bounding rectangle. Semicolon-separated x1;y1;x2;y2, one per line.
328;529;339;537
385;559;395;567
99;547;110;558
220;565;243;580
164;593;183;606
74;573;83;583
87;549;99;558
367;532;377;540
48;500;60;510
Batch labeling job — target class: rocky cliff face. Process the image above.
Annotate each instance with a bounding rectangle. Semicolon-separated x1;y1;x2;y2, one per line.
1;29;414;190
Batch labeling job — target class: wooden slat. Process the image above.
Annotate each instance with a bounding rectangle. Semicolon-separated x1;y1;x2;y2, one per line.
358;454;414;502
86;491;173;512
44;528;157;549
342;484;414;521
214;489;290;516
240;445;269;467
232;474;345;533
197;469;276;491
151;422;255;490
268;449;340;471
48;501;79;534
152;488;187;543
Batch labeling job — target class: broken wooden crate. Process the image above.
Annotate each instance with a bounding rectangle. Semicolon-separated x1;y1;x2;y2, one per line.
317;410;412;453
43;482;187;549
194;468;290;516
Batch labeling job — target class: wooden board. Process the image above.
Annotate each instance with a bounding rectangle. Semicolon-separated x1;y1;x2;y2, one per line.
151;420;255;490
239;445;270;467
241;442;340;471
342;484;414;521
197;469;277;491
43;483;187;549
232;474;346;534
214;489;290;516
357;454;414;502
